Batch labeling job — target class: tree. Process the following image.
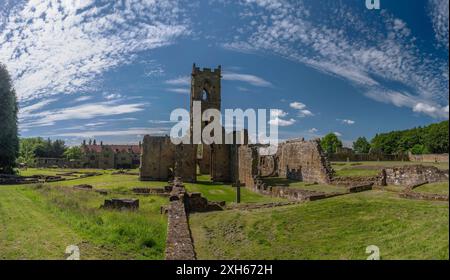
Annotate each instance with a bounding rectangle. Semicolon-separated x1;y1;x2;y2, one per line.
64;146;82;160
0;63;19;174
353;137;371;154
321;133;343;154
410;144;427;155
424;121;448;153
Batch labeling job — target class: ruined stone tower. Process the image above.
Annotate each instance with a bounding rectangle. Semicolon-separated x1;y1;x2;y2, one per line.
190;64;222;175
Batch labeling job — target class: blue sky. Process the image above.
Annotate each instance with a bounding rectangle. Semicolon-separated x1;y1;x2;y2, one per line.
0;0;448;146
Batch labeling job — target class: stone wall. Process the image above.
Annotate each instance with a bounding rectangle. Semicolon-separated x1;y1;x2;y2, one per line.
238;145;259;187
408;153;449;163
277;139;333;184
382;165;448;186
140;135;196;182
165;184;196;260
328;153;409;162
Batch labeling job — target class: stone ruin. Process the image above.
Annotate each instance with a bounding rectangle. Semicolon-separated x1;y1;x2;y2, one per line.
163;178;225;260
238;139;334;190
381;165;448;186
102;198;139;210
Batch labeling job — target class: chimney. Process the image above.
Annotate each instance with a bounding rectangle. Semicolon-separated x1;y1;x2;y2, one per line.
100;141;103;146
93;139;97;145
82;140;86;146
89;139;92;145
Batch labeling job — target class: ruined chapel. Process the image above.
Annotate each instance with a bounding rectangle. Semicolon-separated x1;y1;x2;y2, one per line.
139;64;333;187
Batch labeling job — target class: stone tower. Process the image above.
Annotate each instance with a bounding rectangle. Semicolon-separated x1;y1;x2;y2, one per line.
190;64;222;175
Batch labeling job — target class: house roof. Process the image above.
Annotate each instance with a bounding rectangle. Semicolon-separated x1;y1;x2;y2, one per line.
82;144;140;154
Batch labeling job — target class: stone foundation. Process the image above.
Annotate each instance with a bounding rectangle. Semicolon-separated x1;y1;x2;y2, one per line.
102;198;139;210
382;165;448;186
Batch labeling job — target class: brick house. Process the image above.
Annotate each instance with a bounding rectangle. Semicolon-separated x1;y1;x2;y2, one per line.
81;140;141;169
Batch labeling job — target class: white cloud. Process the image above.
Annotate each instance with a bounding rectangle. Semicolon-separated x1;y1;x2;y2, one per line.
429;0;449;48
20;101;147;128
224;0;448;118
222;72;272;87
0;0;190;101
19;98;57;119
53;127;169;138
103;93;122;100
290;101;314;117
334;132;342;137
74;96;93;102
268;109;295;127
165;76;190;86
290;102;306;110
268;117;296;127
308;128;318;133
167;88;190;94
339;119;355;125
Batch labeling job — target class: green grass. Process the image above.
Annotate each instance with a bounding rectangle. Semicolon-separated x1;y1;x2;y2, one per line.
261;177;347;194
331;161;449;177
413;182;449;195
185;175;285;204
190;190;449;260
0;185;167;260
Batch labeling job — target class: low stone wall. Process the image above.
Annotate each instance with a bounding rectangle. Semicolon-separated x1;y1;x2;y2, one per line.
383;165;448;186
399;191;449;202
102;198;139;210
328;153;409;162
331;176;381;186
132;186;172;196
347;183;373;193
251;178;343;202
409;153;449;163
165;184;196;260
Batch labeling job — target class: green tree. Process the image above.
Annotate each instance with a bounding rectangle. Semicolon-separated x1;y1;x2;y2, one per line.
321;133;343;154
64;146;82;160
0;63;19;174
352;137;371;154
410;144;426;155
424;121;449;153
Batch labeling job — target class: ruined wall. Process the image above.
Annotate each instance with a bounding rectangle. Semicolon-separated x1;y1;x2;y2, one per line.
140;135;175;181
197;145;211;175
238;145;259;187
259;155;277;177
383;165;448;186
408;153;449;163
165;186;196;260
211;144;232;182
140;135;197;182
277;139;333;184
174;144;197;182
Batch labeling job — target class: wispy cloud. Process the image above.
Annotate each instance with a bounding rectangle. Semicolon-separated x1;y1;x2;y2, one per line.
222;72;272;87
53;127;169;138
429;0;449;48
20;101;147;128
334;132;342;137
290;101;314;117
223;0;448;118
0;0;190;101
167;88;190;94
74;96;93;102
268;109;295;127
338;119;355;125
165;76;190;86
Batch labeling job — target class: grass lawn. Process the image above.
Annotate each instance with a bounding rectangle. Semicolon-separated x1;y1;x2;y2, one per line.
261;177;347;194
413;182;449;195
0;185;167;260
184;175;285;204
0;169;280;259
331;161;449;177
190;190;449;260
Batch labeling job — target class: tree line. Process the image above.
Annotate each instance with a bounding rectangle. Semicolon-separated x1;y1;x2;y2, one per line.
321;120;449;155
19;138;82;166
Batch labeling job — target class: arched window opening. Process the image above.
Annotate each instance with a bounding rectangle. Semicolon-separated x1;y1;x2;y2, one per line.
202;89;209;101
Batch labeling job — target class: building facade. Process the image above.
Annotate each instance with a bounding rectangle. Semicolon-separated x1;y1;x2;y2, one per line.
81;140;141;169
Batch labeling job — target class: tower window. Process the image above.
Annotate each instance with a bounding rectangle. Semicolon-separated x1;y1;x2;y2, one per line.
201;89;209;101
